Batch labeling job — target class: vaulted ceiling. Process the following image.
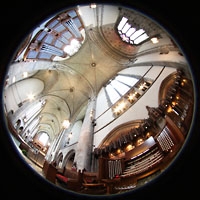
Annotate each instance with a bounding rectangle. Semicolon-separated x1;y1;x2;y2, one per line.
29;26;132;136
4;4;165;140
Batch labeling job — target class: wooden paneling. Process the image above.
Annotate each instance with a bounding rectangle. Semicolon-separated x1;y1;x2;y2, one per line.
43;161;57;183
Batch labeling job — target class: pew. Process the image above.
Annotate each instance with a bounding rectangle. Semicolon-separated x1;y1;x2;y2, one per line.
81;172;106;194
43;160;57;183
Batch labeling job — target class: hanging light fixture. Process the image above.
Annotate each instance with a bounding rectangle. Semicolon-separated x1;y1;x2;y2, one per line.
23;71;28;78
63;39;81;56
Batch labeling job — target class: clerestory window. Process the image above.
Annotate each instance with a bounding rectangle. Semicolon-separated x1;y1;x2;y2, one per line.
117;17;149;45
38;132;49;146
105;75;139;104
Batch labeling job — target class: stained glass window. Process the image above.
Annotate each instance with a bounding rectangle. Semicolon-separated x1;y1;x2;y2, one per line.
23;9;84;61
117;17;149;45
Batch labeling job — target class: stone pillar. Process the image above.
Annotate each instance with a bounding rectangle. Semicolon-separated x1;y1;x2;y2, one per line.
45;129;66;162
74;97;96;172
45;134;58;162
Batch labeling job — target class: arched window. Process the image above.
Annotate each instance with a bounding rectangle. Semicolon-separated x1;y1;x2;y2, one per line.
24;9;84;61
105;75;139;104
38;132;49;146
117;17;149;45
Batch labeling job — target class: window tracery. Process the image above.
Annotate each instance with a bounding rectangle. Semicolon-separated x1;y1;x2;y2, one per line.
105;74;139;104
117;17;149;45
104;70;154;117
38;132;49;146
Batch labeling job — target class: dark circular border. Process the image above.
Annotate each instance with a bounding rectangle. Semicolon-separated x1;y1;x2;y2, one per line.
0;0;199;200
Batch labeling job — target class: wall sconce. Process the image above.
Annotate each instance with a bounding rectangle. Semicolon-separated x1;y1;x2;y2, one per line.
151;37;159;44
146;132;151;138
62;119;70;129
126;144;133;151
137;138;144;145
23;71;28;78
171;101;177;107
90;109;95;120
68;132;72;138
114;101;126;114
66;132;72;145
139;84;144;90
167;106;173;113
90;3;97;8
27;93;35;101
128;94;135;102
116;149;121;154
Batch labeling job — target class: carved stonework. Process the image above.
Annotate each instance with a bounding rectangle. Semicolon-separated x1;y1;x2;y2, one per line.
118;7;162;37
30;40;41;51
101;24;137;55
146;106;163;121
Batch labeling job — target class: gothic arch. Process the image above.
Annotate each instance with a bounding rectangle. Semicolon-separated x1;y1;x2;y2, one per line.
98;119;144;148
62;149;76;169
56;152;64;168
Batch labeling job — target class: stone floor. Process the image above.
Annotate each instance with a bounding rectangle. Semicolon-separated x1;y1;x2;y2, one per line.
20;151;44;177
12;135;44;177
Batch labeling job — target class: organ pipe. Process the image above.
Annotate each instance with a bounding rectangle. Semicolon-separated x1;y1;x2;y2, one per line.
108;160;122;179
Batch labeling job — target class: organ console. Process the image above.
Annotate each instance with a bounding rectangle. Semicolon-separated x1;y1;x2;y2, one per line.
121;147;164;177
96;138;166;194
94;68;194;193
53;69;194;195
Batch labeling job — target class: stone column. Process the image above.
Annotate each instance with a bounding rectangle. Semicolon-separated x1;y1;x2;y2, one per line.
74;97;96;172
45;133;59;162
45;128;66;162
